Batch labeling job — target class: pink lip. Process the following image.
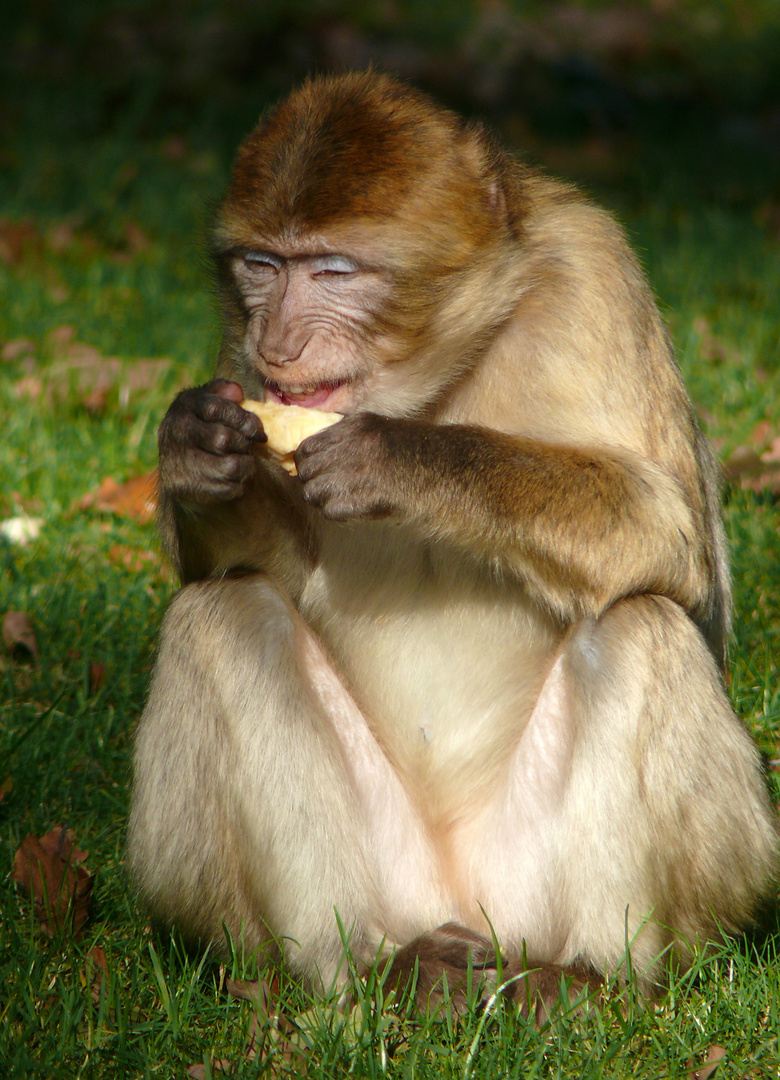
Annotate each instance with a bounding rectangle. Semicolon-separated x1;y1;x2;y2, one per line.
265;382;345;408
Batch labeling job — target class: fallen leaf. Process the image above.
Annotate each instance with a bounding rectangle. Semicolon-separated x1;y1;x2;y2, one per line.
226;977;271;1006
51;354;170;413
107;544;161;573
746;419;773;447
757;198;780;241
89;661;106;693
124;221;150;253
13;375;43;400
12;826;94;937
47;222;78;253
1;338;35;362
187;1063;233;1079
87;945;109;1002
161;135;189;160
48;324;76;348
22;331;172;412
88;944;108;971
0;777;12;802
79;472;158;524
220;975;310;1074
692;317;739;365
725;425;780;495
2;611;39;659
689;1044;726;1080
0;218;43;265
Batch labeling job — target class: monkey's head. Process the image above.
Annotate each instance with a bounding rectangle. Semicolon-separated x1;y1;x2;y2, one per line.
213;71;527;417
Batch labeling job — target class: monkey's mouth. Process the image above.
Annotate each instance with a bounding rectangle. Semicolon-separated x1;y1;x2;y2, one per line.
264;380;349;409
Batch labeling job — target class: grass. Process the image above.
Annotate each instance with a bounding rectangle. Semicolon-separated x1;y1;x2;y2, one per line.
2;29;780;1080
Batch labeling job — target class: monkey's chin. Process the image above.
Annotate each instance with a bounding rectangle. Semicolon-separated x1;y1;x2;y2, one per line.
264;380;351;411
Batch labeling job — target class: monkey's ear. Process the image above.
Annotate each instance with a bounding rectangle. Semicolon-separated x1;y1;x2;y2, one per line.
460;123;509;224
486;178;507;219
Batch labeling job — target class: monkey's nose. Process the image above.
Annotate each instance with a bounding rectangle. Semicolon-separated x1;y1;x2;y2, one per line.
262;343;306;368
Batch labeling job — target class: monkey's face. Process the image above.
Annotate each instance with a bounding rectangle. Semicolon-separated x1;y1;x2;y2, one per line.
227;240;393;416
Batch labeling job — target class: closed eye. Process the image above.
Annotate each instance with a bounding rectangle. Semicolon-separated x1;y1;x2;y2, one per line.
243;251;283;271
312;255;359;276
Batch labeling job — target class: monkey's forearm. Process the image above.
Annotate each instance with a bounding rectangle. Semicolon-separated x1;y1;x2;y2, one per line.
158;476;313;596
299;416;711;623
406;426;710;620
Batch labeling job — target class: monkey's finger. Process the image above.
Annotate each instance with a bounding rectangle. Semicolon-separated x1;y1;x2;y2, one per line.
165;412;261;457
194;395;265;441
169;385;265;441
163;447;256;503
206;378;246;403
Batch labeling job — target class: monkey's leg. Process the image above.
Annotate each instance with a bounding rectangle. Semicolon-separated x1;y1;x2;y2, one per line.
562;594;776;982
128;575;451;987
469;594;777;992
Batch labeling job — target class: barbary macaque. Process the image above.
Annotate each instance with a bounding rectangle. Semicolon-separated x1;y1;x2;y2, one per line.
128;71;778;1012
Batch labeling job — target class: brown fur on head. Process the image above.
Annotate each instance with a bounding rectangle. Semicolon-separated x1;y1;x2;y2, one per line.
215;71;514;256
213;72;531;405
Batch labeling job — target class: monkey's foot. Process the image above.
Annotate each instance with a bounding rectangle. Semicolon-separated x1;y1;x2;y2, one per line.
384;922;500;1013
503;959;603;1025
384;924;602;1023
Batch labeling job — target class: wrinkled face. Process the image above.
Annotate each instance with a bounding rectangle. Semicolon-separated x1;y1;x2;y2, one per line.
227;236;394;415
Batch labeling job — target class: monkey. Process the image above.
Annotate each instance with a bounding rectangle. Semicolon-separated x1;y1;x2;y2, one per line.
128;70;778;1014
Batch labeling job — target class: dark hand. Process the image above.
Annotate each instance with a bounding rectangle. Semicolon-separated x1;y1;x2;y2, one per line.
158;379;265;504
295;412;407;521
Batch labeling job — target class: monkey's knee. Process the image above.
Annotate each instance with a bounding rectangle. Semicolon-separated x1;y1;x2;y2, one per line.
566;594;712;691
160;574;296;663
564;594;777;965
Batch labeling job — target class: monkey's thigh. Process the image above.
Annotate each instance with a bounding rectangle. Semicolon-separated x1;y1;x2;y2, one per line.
128;574;450;985
466;594;776;980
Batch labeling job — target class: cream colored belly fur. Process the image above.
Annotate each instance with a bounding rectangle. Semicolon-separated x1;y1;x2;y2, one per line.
298;523;570;952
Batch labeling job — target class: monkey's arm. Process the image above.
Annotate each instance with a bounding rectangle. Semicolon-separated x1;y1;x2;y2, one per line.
157;379;313;591
296;414;711;624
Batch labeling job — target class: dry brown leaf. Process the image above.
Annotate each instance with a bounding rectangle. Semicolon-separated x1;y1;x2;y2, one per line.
124;221;150;254
13;374;42;399
2;610;39;659
47;222;78;253
692;318;738;365
89;661;107;694
107;544;161;573
48;324;76;348
79;472;158;524
221;975;310;1074
226;977;270;1006
87;945;109;1002
746;419;774;447
161;135;189;160
0;218;43;265
1;338;35;363
689;1044;726;1080
18;330;173;412
51;354;170;413
12;826;94;937
757;198;780;242
725;424;780;496
187;1063;233;1079
0;777;12;802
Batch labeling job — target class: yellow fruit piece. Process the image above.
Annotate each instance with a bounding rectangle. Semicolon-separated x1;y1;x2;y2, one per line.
241;399;343;474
